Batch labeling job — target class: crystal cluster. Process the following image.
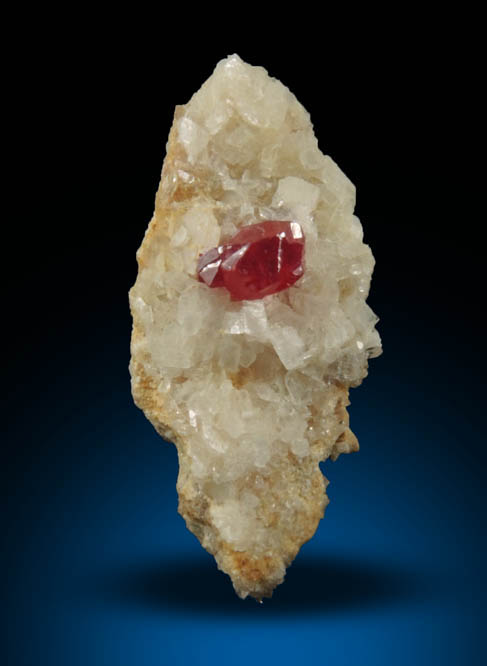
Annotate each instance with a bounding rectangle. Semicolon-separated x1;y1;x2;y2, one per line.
129;54;382;600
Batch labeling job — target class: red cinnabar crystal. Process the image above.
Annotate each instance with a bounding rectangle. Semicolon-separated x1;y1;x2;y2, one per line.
197;220;305;301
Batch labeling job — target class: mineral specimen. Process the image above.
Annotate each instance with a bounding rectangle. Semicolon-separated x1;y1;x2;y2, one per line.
129;54;382;600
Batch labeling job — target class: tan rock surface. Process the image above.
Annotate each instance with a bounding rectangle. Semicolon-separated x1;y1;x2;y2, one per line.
129;55;381;600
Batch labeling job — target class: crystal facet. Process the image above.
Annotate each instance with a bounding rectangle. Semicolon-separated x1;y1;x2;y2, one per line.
197;220;305;300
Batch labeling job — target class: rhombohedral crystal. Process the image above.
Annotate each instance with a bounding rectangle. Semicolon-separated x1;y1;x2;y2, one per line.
129;54;382;600
197;220;305;300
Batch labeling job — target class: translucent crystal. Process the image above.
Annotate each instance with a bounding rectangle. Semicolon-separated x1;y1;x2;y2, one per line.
197;220;305;300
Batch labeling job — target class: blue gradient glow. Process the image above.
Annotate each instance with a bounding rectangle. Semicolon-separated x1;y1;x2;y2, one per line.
3;313;483;665
4;34;482;665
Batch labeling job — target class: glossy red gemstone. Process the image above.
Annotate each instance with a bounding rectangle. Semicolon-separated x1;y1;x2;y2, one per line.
197;220;305;301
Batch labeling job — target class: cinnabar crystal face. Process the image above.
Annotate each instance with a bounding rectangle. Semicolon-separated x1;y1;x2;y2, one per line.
197;220;305;301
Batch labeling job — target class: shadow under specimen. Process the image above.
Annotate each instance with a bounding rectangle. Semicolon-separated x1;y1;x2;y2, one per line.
97;553;428;616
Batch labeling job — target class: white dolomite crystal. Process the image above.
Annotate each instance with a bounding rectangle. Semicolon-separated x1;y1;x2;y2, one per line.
129;54;382;600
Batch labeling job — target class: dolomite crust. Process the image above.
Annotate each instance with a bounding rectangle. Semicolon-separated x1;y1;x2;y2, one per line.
129;55;382;600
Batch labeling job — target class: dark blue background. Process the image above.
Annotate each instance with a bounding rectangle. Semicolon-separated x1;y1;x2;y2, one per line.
4;27;483;666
